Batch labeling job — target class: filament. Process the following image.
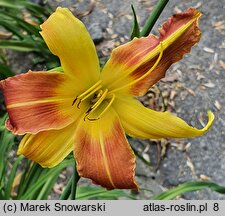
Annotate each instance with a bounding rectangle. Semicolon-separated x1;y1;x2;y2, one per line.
109;42;164;94
72;80;102;106
84;89;108;121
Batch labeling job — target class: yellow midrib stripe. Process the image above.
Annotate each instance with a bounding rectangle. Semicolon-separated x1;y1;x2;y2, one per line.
7;98;67;109
99;130;116;188
133;12;201;68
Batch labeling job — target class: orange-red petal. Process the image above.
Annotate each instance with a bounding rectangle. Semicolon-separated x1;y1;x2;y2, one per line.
0;71;85;135
74;107;138;190
101;8;201;96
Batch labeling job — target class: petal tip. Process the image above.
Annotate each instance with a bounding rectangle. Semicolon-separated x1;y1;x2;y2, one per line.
5;118;20;135
197;111;214;136
204;111;215;131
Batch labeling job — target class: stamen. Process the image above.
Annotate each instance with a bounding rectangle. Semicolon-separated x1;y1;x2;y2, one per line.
97;94;115;119
84;115;99;122
72;80;102;107
96;90;103;98
79;85;102;103
84;89;108;121
84;112;99;121
77;99;82;109
109;42;164;94
77;80;102;99
84;93;115;121
87;117;98;121
90;89;108;111
72;97;78;106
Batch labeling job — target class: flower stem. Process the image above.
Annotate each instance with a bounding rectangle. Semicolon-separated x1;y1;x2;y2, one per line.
140;0;169;37
71;162;80;200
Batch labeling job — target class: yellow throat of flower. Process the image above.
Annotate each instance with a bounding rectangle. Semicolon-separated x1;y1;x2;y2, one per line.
72;43;163;122
72;80;115;121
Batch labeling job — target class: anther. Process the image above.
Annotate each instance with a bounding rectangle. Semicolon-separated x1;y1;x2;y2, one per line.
84;93;115;122
79;85;102;103
72;97;78;106
72;80;102;108
90;89;108;110
84;114;99;122
87;117;99;121
83;89;109;121
84;111;99;121
77;99;82;109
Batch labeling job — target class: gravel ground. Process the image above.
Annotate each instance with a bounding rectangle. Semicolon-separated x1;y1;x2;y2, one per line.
4;0;225;199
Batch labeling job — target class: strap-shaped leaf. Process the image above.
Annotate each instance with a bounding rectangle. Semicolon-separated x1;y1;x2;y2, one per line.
140;0;169;37
130;5;140;40
153;181;225;200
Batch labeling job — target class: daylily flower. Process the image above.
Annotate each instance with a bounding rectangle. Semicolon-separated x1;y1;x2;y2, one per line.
0;7;214;190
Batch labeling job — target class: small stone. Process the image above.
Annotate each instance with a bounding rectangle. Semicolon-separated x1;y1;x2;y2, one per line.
87;23;104;44
214;100;221;110
203;47;215;53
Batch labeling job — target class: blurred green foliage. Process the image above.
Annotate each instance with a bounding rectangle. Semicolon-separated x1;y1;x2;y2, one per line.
0;0;59;78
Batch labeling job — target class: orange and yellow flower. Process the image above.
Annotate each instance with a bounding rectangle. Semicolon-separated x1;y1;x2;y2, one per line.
0;7;214;190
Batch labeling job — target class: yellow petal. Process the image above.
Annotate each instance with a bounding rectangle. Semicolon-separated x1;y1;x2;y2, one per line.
40;7;100;86
113;97;214;139
17;122;77;168
74;107;138;190
101;8;201;96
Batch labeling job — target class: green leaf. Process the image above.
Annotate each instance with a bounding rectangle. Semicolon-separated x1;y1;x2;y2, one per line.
60;177;72;200
132;146;151;166
140;0;169;37
5;156;24;199
0;0;24;9
153;181;225;200
23;1;53;20
71;163;80;200
60;162;80;200
0;63;15;78
76;187;136;200
130;5;140;40
36;175;58;200
0;19;24;39
0;11;40;37
0;114;16;199
0;39;40;52
16;160;31;197
48;66;63;72
0;0;52;19
128;137;151;166
18;158;74;200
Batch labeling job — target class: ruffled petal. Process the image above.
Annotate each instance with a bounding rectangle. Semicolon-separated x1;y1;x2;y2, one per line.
113;97;214;139
40;7;100;86
0;71;87;135
74;107;138;190
101;8;201;96
17;122;76;168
